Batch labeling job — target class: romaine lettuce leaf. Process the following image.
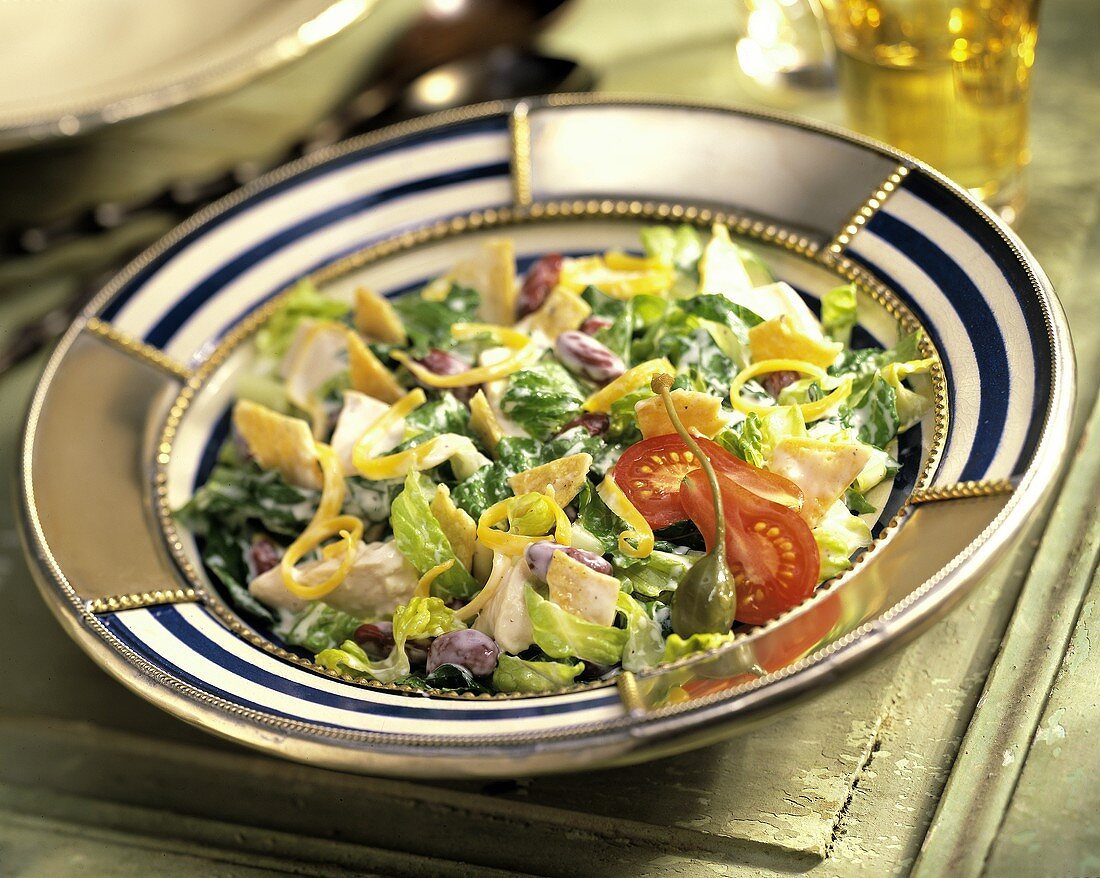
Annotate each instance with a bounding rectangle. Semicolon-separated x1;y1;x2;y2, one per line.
715;405;807;467
821;284;858;346
275;602;362;652
607;386;651;444
492;654;585;693
450;429;602;520
617;592;666;672
881;358;935;430
572;482;624;555
500;361;586;439
525;585;628;665
254;279;351;360
845;376;899;448
614;549;700;599
176;450;314;538
813;500;873;580
403;392;474;442
641;224;703;273
390;471;478;599
392;283;479;353
315;596;464;683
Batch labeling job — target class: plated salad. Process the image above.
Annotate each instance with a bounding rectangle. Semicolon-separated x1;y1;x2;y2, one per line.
177;224;935;695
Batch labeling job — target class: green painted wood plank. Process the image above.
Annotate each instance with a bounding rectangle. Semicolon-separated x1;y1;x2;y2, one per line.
985;564;1100;877
911;390;1100;878
0;785;519;878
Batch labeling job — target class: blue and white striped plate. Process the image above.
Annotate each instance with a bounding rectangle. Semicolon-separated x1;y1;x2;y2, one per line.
19;98;1075;777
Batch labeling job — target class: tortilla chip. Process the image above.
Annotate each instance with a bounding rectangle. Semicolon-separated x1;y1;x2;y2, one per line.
431;484;476;570
468;389;504;454
546;551;620;626
636;390;727;439
749;315;843;368
768;438;871;526
508;453;592;506
232;400;321;489
347;330;404;403
354;287;407;345
454;238;517;325
523;286;591;340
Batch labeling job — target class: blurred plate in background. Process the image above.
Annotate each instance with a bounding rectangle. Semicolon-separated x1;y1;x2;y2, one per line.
0;0;380;151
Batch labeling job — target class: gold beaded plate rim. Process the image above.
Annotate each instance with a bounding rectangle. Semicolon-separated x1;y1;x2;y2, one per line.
152;199;947;701
17;97;1075;768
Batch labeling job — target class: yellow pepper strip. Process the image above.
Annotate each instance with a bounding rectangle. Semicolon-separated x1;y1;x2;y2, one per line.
314;443;347;523
730;358;853;421
476;492;571;556
390;323;541;388
354;433;479;481
603;250;669;273
597;475;654;559
559;255;674;300
280;515;364;600
583;358;675;413
280;443;366;600
350;388;426;474
454;552;511;622
415;559;455;599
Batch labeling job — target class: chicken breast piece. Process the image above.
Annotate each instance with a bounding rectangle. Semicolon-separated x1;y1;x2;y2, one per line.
249;540;419;618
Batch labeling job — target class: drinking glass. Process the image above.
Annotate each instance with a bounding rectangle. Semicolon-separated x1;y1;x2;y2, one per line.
819;0;1040;222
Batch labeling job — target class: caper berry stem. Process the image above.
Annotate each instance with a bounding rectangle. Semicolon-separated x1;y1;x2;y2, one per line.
651;374;727;563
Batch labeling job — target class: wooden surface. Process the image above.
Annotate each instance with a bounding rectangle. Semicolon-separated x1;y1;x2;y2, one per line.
1;1;1098;875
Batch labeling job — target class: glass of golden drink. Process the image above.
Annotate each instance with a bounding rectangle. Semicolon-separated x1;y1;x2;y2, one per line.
820;0;1040;222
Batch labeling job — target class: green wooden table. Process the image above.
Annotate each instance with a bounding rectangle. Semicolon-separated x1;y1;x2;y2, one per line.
2;2;1097;875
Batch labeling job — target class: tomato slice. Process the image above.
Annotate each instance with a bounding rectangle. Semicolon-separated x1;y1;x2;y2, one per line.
680;469;819;625
612;435;803;530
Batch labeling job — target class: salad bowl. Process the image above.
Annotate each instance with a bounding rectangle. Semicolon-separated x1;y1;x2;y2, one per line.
18;97;1074;777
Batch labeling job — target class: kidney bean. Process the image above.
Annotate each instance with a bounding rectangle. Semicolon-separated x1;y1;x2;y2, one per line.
426;629;501;676
763;370;801;399
555;331;625;384
406;638;432;668
517;253;563;317
524;541;613;582
248;536;282;577
580;316;613;335
353;622;395;660
557;411;610;438
415;348;475;401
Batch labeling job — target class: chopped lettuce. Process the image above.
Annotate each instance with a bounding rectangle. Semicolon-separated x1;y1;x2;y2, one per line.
492;654;585;693
813;500;873;580
845;376;899;448
572;482;624;555
525;585;628;665
275;602;362;652
821;284;858;346
662;631;736;662
390;471;478;599
392;283;479;353
615;549;700;599
176;451;314;539
315;596;463;683
716;406;807;467
500;361;586;439
403;393;474;442
344;476;406;526
641;223;703;273
617;592;666;672
200;527;276;623
881;359;935;429
450;429;601;520
607;386;651;444
255;279;351;361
